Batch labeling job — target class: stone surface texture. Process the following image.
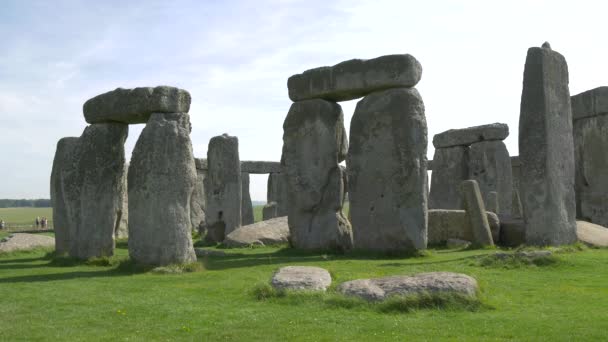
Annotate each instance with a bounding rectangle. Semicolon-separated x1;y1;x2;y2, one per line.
282;99;353;250
571;87;608;120
460;180;494;247
468;140;513;216
427;209;500;245
267;172;289;217
338;272;478;301
223;217;289;247
241;172;254;225
50;137;79;254
262;202;278;221
128;113;196;266
348;88;428;252
429;146;468;210
240;161;281;174
204;134;242;243
288;54;422;102
519;45;577;245
432;123;509;148
271;266;332;291
83;86;191;124
190;167;207;232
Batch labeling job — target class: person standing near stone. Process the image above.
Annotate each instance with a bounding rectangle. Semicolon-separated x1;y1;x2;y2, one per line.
519;42;577;246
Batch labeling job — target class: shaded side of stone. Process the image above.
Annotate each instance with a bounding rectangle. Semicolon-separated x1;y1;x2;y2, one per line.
460;180;494;247
267;172;289;217
429;146;468;210
348;88;427;252
571;87;608;120
241;172;254;225
427;209;500;245
190;167;207;233
263;202;278;221
519;46;577;245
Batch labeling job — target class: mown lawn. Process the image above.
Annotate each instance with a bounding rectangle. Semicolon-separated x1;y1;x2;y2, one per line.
0;243;607;341
0;207;52;227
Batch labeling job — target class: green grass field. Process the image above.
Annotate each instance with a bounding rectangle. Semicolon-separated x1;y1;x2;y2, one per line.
0;207;52;225
1;242;607;340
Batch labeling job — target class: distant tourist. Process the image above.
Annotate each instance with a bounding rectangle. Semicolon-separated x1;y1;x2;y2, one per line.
41;217;47;229
0;220;5;230
35;217;40;228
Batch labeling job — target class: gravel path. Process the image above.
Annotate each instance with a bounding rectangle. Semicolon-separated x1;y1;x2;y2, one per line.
0;233;55;253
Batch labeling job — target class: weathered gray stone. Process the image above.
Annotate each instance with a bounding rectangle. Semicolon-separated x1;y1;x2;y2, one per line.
486;191;499;214
429;146;468;210
282;99;353;250
204;134;242;243
573;113;608;227
338;272;478;302
50;137;79;254
240;161;281;174
70;123;128;259
468;140;513;216
460;180;494;247
267;172;288;217
446;238;471;249
571;87;608;120
190;167;206;233
128;113;196;266
511;157;523;219
432;123;509;149
271;266;332;291
519;44;577;246
427;209;500;245
262;202;278;221
115;167;129;239
288;54;422;102
577;220;608;247
224;216;289;247
83;86;191;124
348;88;427;252
195;158;208;170
241;172;254;225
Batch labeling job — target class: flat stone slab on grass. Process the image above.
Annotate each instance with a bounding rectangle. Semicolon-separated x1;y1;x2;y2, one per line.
338;272;478;301
83;86;191;124
577;220;608;247
432;123;509;148
288;54;422;102
271;266;332;291
0;233;54;253
223;217;289;248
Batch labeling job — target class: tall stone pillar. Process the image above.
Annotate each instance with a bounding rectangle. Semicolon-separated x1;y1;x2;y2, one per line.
267;172;288;218
519;42;577;245
241;172;254;225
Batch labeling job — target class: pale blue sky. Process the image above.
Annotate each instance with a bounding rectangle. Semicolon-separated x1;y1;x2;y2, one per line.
1;0;607;200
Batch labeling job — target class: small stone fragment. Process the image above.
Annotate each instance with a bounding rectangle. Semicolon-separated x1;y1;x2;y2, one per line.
271;266;332;291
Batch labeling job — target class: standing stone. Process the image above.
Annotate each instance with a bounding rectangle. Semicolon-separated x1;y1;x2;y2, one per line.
511;157;523;218
190;166;207;233
348;88;428;252
460;180;494;247
572;88;608;227
486;191;499;214
262;202;278;221
519;44;577;245
50;137;79;254
282;99;353;250
128;113;196;265
73;123;128;259
267;172;288;217
204;134;242;243
468;140;513;216
241;172;254;225
429;146;468;210
115;167;129;239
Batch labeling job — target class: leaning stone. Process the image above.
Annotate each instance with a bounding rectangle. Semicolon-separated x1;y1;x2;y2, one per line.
224;217;289;248
571;87;608;120
338;272;478;302
83;86;191;124
348;88;428;252
262;202;278;221
282;99;353;250
0;233;55;253
519;44;577;245
50;137;79;254
432;123;509;148
267;172;289;217
241;173;254;225
460;180;494;247
204;134;242;243
573;114;608;227
288;54;422;102
429;146;468;210
271;266;332;291
428;209;500;245
468;140;513;216
128;113;197;266
446;238;471;249
576;220;608;247
240;161;281;174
